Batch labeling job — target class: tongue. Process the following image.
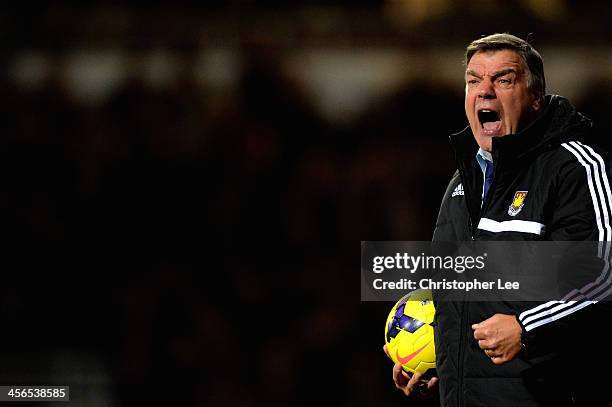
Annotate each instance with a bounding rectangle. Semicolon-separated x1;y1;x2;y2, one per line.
483;120;502;132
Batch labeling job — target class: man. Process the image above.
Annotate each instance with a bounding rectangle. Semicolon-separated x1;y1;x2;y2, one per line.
385;33;611;405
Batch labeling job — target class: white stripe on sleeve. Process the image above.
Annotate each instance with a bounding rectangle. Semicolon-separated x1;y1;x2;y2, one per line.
519;142;612;332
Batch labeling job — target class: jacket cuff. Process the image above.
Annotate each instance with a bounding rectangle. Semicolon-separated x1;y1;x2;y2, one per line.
514;314;529;358
513;313;562;363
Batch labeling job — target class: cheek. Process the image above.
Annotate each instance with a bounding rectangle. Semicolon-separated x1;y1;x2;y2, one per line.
464;87;472;102
508;92;533;118
465;93;474;113
511;100;528;122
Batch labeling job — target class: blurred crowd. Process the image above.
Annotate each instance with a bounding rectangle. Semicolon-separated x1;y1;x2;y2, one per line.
0;47;468;405
1;8;611;407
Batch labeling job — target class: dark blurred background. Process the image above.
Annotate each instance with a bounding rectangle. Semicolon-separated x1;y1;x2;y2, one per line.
0;1;610;406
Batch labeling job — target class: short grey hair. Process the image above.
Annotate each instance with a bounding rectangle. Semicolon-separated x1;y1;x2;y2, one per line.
464;33;546;101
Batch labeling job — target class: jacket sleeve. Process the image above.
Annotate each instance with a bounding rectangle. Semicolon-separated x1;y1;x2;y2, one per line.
513;142;612;362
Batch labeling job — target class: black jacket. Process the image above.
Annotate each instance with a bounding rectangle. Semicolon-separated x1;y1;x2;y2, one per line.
432;95;612;406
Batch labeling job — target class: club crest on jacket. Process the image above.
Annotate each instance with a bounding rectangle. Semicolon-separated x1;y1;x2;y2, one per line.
508;191;528;216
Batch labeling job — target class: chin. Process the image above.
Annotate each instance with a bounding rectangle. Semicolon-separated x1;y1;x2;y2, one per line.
473;129;492;149
476;137;493;152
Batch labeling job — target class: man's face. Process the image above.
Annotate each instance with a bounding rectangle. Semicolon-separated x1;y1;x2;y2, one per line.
464;49;541;152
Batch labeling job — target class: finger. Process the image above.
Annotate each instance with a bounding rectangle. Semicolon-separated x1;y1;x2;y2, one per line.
392;363;401;384
478;339;491;350
400;370;412;395
427;377;439;390
491;356;505;365
393;364;409;387
474;314;495;327
476;328;496;341
407;371;423;391
409;373;428;399
383;344;390;358
472;319;490;330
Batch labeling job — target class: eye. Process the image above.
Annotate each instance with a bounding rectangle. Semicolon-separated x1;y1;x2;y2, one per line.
497;78;512;85
467;79;480;85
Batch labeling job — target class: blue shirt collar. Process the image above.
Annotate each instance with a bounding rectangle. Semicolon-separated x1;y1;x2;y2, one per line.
476;148;493;174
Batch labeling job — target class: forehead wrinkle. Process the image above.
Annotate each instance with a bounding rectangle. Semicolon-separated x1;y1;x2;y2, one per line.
491;68;517;78
466;65;521;79
465;69;482;78
467;51;525;73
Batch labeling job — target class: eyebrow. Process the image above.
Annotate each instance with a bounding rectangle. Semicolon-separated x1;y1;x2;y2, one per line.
465;68;518;79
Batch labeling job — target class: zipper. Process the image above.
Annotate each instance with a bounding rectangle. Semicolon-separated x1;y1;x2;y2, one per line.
454;152;488;404
468;219;475;240
457;301;468;407
480;153;501;216
456;159;479;239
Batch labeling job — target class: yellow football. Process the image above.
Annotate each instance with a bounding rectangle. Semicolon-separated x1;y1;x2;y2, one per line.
384;289;436;374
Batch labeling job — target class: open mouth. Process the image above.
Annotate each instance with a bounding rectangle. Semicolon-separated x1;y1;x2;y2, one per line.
478;109;502;134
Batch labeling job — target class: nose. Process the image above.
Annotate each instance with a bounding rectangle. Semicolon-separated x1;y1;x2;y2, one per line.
478;79;495;99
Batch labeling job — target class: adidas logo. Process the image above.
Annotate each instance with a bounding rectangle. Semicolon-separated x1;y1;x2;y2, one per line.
451;183;464;197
